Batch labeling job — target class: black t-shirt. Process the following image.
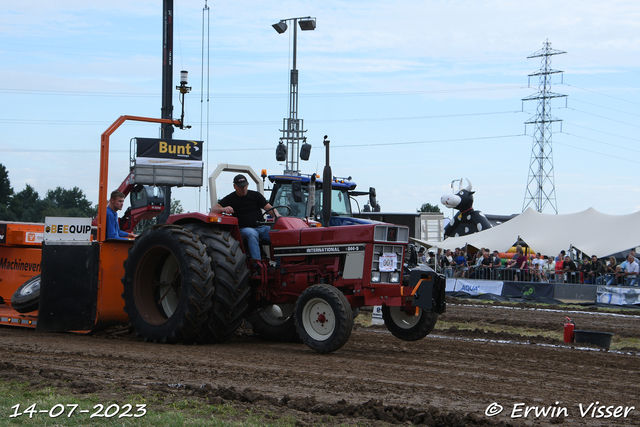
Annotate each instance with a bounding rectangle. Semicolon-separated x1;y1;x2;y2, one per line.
220;190;268;228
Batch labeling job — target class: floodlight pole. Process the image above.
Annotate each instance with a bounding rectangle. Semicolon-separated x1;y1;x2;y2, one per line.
273;16;315;175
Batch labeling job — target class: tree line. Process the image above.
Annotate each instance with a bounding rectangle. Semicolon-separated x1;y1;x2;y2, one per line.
0;163;97;222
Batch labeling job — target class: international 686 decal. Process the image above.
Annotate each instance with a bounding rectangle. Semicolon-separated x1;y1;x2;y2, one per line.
274;245;365;256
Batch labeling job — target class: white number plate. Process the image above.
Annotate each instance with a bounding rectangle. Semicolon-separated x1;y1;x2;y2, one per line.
379;253;397;272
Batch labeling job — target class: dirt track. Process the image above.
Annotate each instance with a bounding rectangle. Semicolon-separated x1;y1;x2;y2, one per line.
1;300;639;426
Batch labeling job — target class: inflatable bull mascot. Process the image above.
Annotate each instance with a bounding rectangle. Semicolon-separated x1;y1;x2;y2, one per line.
441;179;492;238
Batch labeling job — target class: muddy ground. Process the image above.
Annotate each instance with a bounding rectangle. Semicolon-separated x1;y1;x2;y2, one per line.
1;298;639;426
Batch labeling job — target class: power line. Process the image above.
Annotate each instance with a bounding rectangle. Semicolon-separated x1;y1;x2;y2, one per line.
568;98;640;118
0;109;525;126
310;110;524;124
0;89;159;98
334;133;526;148
0;149;127;153
561;83;640;107
0;85;528;99
555;138;640;164
560;131;640;154
0;133;526;153
565;53;640;84
564;107;640;129
563;122;640;146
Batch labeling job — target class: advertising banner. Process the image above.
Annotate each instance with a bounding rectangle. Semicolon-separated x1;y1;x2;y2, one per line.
453;279;504;296
596;285;640;306
44;217;92;243
502;281;555;301
136;138;203;167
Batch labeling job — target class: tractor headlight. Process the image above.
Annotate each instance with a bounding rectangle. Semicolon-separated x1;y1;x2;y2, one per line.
371;271;381;283
389;272;400;283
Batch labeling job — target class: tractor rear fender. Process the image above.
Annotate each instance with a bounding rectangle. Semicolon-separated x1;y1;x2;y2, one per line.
169;212;245;255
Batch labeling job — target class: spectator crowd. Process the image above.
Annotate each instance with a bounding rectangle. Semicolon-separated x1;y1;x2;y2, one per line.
417;246;639;286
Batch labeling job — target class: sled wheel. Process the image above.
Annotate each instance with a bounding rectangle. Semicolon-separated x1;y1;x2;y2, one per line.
187;226;251;343
248;304;299;342
382;305;438;341
11;275;41;313
121;225;214;343
295;285;353;353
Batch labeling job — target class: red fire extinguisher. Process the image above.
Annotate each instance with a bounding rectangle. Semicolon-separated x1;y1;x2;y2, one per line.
564;316;575;343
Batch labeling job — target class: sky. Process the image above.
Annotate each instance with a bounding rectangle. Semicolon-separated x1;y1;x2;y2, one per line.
1;0;640;220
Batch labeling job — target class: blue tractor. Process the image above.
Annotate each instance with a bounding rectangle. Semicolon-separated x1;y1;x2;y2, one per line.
266;173;380;227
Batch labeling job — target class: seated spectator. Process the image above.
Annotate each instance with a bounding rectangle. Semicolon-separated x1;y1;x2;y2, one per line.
563;256;579;283
531;252;545;282
454;250;469;278
586;255;604;285
615;265;625;285
554;256;565;283
418;247;426;264
505;247;519;269
434;248;442;273
491;250;502;267
624;254;639;286
507;247;528;281
469;250;483;278
579;256;591;283
604;256;618;286
426;251;436;270
491;250;502;279
542;256;555;282
478;250;494;279
441;249;454;278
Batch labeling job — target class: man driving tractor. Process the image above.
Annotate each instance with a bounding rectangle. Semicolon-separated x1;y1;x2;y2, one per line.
210;174;278;260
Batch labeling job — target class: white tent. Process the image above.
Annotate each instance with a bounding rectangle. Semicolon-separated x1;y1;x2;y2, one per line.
414;207;640;258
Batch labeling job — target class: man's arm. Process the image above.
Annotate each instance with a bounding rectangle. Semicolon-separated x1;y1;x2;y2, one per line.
106;208;124;240
263;203;279;218
210;203;233;215
106;208;135;240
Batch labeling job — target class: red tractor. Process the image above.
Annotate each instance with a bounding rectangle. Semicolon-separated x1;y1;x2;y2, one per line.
123;213;446;353
109;117;445;353
2;115;445;354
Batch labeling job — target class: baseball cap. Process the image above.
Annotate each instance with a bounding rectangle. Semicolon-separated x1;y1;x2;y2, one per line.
233;174;248;187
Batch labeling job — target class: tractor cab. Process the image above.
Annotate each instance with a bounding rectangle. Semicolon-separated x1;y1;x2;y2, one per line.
118;185;165;232
130;185;165;212
267;174;377;226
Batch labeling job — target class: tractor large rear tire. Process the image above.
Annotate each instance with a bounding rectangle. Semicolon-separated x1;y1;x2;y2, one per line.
188;226;251;343
121;225;214;344
382;305;438;342
248;304;300;342
294;285;354;353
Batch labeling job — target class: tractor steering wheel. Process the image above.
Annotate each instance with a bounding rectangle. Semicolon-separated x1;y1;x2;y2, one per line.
263;205;292;222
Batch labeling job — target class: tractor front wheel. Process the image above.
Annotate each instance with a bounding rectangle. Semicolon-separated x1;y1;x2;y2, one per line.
294;285;353;353
121;225;214;343
382;305;438;341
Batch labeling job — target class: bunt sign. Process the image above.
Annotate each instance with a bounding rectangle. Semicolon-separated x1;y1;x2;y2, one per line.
135;138;203;167
132;138;204;187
